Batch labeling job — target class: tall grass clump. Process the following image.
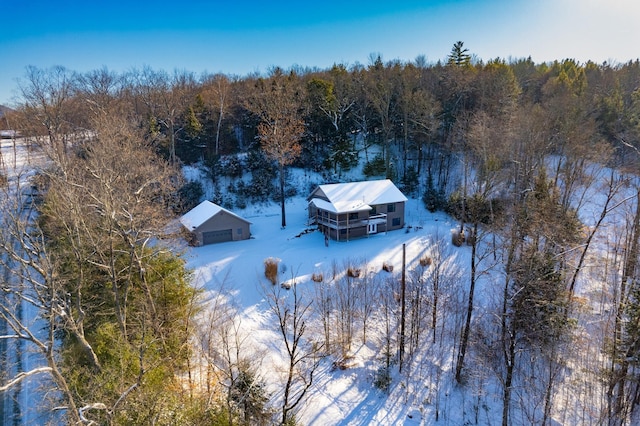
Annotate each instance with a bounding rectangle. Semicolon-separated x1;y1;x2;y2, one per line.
264;257;280;285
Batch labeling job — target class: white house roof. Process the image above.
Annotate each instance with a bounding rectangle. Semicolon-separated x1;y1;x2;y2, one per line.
180;200;250;230
309;179;407;214
310;198;372;214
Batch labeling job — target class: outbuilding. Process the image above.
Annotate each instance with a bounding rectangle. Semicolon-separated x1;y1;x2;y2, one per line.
180;200;251;245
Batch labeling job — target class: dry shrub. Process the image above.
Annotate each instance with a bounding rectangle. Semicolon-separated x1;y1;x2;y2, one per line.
347;267;361;278
331;355;356;371
311;272;324;283
419;256;432;267
264;257;280;285
183;230;199;247
382;262;394;273
451;229;464;247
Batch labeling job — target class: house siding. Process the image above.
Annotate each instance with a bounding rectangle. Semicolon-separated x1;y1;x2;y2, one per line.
313;202;404;241
308;187;329;202
377;201;405;231
194;211;250;245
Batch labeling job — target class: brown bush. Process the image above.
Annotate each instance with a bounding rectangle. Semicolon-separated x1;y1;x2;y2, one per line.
419;256;432;267
382;262;394;273
182;230;199;247
264;257;280;285
311;272;324;283
451;230;464;247
347;267;361;278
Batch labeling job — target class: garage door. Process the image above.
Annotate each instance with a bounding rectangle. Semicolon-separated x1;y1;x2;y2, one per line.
202;229;232;245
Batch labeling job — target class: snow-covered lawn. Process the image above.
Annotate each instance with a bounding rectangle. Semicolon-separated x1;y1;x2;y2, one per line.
184;193;476;425
186;197;457;306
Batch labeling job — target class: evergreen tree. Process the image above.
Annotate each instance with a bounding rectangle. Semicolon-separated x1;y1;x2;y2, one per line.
447;41;472;68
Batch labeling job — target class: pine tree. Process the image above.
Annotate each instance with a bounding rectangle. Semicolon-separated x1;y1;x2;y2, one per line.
447;41;472;68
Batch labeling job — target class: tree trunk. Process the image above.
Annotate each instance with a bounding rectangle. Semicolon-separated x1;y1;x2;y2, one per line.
502;334;515;426
215;101;224;156
432;267;438;344
169;120;176;166
279;164;286;228
501;229;519;426
456;221;478;383
399;244;406;372
610;187;640;421
568;170;618;297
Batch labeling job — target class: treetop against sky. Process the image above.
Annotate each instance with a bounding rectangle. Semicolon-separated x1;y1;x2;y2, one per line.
1;0;639;105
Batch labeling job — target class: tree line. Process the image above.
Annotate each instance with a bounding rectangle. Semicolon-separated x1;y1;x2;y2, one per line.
3;45;640;207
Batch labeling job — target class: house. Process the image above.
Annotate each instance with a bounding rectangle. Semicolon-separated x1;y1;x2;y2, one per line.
180;200;251;245
307;179;408;241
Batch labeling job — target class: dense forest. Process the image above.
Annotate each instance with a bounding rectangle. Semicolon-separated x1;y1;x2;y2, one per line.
2;42;640;424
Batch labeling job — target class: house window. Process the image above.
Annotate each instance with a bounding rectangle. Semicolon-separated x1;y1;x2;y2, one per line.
237;228;243;235
340;229;347;235
371;205;377;215
392;217;401;227
387;203;396;213
349;212;359;220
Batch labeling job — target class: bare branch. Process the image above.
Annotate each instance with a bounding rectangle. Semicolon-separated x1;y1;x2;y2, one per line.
0;367;53;392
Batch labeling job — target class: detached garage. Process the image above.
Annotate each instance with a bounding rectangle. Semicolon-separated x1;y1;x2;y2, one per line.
180;200;251;246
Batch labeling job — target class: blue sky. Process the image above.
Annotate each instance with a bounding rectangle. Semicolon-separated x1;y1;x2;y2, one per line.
1;0;639;106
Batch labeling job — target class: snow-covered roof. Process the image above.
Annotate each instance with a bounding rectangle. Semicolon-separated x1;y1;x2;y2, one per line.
180;200;250;230
310;198;372;214
309;179;407;214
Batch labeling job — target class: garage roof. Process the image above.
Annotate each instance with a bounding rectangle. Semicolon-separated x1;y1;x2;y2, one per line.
180;200;250;231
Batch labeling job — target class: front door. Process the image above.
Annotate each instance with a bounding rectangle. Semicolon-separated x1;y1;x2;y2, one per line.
368;223;377;234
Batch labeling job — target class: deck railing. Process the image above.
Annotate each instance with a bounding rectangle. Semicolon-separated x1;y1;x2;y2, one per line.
312;212;387;230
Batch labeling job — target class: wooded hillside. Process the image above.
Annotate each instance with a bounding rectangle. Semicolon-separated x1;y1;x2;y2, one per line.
2;44;640;424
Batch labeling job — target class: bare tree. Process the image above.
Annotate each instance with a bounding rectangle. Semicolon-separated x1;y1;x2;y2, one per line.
201;73;233;157
263;281;323;425
350;64;374;163
313;274;334;356
75;67;128;122
358;261;379;346
16;65;78;164
0;172;85;424
454;111;507;383
8;106;194;422
198;291;270;425
247;71;304;228
366;56;397;175
44;111;180;338
130;67;196;165
334;260;360;358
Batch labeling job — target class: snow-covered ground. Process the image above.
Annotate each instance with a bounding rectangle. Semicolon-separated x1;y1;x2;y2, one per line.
1;138;53;425
183;157;634;425
182;165;482;425
4;136;626;424
187;197;458;308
